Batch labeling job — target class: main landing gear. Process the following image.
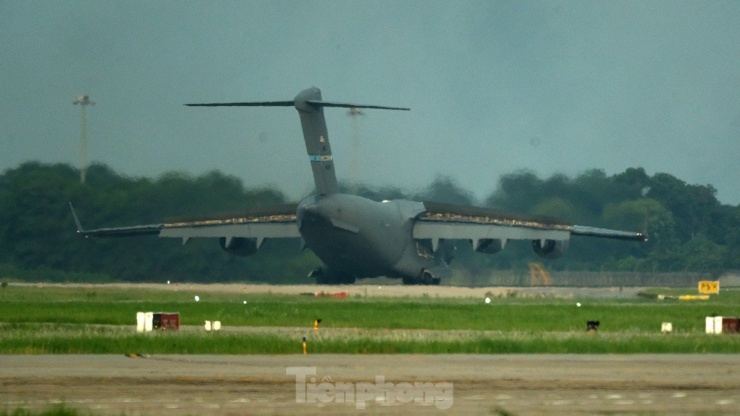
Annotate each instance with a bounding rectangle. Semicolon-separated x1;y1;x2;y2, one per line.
402;270;441;286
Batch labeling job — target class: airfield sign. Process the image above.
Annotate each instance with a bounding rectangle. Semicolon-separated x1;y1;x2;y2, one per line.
698;280;720;294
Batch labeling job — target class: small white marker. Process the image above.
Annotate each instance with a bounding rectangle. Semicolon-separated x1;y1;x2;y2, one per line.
576;302;581;307
194;295;200;302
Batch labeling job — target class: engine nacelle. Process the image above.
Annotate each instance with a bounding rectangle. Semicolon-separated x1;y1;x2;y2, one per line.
474;239;504;254
532;239;569;260
219;237;258;257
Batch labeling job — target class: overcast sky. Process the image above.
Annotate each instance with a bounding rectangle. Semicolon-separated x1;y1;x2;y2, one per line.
2;0;738;205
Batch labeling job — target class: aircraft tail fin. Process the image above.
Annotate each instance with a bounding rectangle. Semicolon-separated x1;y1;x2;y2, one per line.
187;87;409;195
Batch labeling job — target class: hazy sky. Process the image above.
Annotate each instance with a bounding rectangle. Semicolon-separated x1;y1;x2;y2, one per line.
2;1;739;205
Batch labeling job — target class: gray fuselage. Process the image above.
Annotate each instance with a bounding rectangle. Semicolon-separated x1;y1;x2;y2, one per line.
297;194;442;280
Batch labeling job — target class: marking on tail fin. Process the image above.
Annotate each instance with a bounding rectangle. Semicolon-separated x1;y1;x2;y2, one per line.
309;155;333;162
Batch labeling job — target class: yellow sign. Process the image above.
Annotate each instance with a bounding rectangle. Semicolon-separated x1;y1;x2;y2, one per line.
698;280;719;294
679;294;710;301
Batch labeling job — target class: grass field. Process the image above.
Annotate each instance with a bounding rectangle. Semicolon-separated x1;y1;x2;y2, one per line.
0;404;81;416
1;283;739;354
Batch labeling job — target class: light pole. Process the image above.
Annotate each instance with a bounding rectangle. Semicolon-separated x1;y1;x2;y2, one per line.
73;95;94;183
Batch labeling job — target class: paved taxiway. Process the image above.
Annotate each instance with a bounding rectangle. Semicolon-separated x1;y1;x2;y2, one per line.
2;354;739;415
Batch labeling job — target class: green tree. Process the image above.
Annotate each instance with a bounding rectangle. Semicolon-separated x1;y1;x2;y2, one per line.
486;169;542;212
1;162;735;281
530;197;577;221
415;175;477;206
681;234;727;276
648;173;720;242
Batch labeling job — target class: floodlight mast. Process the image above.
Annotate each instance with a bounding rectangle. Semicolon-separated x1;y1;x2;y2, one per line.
73;95;94;183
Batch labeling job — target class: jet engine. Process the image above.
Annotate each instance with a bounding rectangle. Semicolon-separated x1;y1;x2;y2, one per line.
532;239;569;259
219;237;258;257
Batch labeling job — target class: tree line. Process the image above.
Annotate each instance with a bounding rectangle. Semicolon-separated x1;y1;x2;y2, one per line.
0;162;737;283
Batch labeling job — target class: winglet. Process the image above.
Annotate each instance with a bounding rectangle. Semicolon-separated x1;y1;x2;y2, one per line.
68;202;85;234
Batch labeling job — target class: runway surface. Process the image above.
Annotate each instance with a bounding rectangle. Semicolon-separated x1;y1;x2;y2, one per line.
2;354;739;415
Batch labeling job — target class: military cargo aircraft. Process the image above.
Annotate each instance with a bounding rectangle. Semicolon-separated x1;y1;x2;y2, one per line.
71;87;646;285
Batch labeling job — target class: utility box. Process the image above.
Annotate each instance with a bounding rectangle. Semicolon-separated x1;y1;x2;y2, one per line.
706;316;739;334
706;316;723;334
136;312;147;333
153;313;180;330
722;317;739;334
137;311;179;332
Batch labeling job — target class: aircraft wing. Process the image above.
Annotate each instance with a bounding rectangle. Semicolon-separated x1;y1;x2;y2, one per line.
70;202;300;243
413;201;646;251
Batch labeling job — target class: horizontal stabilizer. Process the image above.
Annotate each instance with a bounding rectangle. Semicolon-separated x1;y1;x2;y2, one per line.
186;101;294;107
307;101;409;111
186;101;409;111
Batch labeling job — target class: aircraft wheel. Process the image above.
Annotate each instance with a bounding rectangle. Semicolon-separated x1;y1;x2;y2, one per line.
420;270;434;285
402;276;420;285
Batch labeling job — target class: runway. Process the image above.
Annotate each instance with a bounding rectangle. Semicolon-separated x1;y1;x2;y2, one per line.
2;354;738;415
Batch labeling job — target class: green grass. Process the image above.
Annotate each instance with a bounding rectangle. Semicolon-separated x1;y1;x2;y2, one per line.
2;322;738;354
0;404;83;416
1;284;739;354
